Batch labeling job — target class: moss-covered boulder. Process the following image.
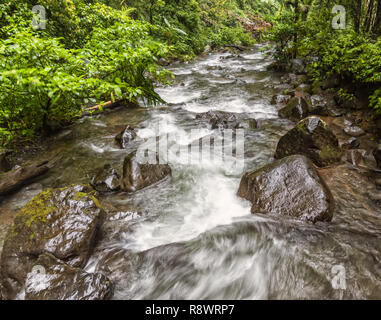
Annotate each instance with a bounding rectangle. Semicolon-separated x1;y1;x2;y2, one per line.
275;117;342;167
0;185;103;299
25;253;113;300
120;151;171;192
278;97;309;122
237;155;334;223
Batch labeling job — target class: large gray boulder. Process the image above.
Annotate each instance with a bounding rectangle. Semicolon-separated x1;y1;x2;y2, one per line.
0;185;103;299
275;116;342;167
120;151;171;192
25;253;113;300
237;155;334;223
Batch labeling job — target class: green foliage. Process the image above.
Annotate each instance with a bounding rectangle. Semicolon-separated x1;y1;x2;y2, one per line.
268;2;381;115
0;0;277;147
0;3;172;146
0;32;90;144
266;11;297;63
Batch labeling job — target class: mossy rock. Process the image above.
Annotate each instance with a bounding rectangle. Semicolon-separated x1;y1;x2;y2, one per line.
0;185;103;299
275;116;343;167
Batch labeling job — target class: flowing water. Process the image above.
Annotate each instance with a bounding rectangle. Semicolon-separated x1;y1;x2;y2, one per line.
0;45;380;299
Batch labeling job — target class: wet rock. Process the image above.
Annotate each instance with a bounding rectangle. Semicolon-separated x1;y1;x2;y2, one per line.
0;160;50;196
343;125;365;137
237;155;334;223
0;151;11;173
275;116;342;167
0;185;103;299
373;145;381;168
344;149;367;166
115;125;137;148
271;94;291;105
290;59;305;74
25;253;113;300
309;95;331;116
120;151;171;192
195;110;257;130
278;97;309;122
91;164;120;193
339;137;360;150
235;119;258;130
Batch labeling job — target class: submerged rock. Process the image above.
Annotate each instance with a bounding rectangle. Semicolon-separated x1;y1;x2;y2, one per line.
25;253;113;300
91;164;120;193
237;155;334;223
278;97;309;122
115;125;137;148
0;185;103;299
195;110;257;130
120;151;171;192
275;116;342;167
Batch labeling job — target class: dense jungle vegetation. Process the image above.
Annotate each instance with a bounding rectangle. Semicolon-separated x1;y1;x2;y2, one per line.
0;0;380;148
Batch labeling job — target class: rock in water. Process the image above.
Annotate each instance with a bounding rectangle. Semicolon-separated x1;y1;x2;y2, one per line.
115;125;137;148
120;151;171;192
271;94;291;105
91;164;120;193
0;185;103;299
25;253;113;300
278;97;309;121
195;110;257;130
237;155;334;223
275;116;342;167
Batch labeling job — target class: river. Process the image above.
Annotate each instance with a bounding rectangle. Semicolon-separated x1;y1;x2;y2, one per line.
0;44;380;299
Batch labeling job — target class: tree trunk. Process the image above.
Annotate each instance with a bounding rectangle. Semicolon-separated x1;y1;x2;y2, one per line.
375;0;381;35
355;0;362;33
365;0;375;33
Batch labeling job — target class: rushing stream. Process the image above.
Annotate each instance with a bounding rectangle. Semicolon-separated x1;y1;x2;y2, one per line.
0;44;380;299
